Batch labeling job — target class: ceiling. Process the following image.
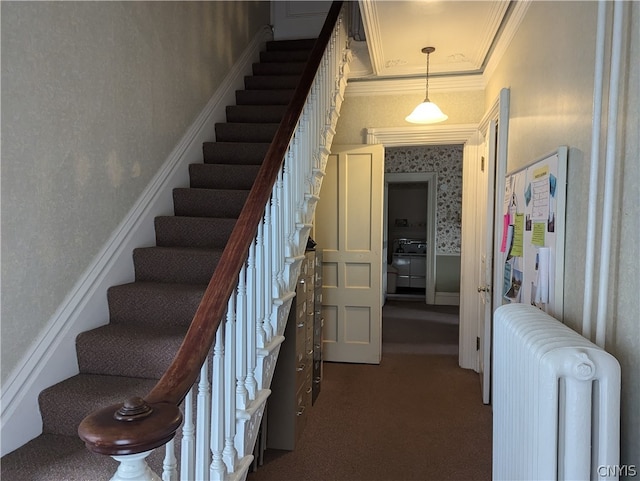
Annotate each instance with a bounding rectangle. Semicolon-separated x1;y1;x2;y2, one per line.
347;0;527;93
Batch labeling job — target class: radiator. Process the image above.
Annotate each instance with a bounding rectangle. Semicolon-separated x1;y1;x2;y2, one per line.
493;304;621;481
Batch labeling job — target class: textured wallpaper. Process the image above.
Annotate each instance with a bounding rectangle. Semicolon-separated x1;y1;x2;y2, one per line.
385;145;463;254
0;1;270;383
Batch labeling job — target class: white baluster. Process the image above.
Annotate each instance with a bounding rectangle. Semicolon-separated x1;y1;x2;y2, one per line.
110;452;160;481
236;265;249;411
196;358;211;481
223;296;238;473
255;219;267;349
245;241;258;400
274;173;286;294
209;324;226;481
263;205;274;342
180;389;195;481
162;439;177;481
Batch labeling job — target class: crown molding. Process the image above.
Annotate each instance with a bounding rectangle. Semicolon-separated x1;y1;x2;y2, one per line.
366;124;478;146
346;75;485;97
483;0;531;80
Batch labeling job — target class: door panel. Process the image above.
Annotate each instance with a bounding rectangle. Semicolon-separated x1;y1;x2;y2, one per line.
314;144;384;364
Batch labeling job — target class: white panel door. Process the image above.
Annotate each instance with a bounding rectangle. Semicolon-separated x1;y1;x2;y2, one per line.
314;144;384;364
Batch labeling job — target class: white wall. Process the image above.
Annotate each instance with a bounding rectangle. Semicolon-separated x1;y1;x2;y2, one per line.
1;1;270;383
485;0;639;469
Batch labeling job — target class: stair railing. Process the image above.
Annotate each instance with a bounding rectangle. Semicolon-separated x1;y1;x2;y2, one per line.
78;2;349;480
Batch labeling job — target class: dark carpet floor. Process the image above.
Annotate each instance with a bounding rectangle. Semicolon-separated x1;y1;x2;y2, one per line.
247;300;492;481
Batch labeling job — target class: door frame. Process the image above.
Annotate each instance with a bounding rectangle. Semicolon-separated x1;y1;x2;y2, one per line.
366;88;509;375
384;172;437;304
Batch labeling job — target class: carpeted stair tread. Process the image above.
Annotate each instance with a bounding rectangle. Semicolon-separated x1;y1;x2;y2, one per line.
77;324;187;379
189;164;261;190
133;246;223;284
39;374;158;437
226;104;287;123
202;141;270;164
252;61;307;76
245;75;301;90
0;433;121;481
107;281;206;328
266;38;316;52
155;215;237;248
260;49;312;63
236;89;295;106
173;187;249;218
215;122;280;143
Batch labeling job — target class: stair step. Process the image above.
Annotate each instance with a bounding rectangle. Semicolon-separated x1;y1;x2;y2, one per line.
260;49;312;63
202;141;269;164
215;122;280;143
244;75;301;90
173;187;249;218
236;89;295;105
39;374;158;437
77;324;187;379
266;38;316;52
189;164;261;190
155;215;237;248
252;61;306;76
133;246;222;284
226;104;287;123
107;281;205;328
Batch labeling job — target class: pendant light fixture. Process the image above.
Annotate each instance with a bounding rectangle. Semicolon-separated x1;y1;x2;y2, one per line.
405;47;448;124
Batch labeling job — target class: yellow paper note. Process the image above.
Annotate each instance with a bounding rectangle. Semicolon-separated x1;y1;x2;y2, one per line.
532;222;546;246
511;213;524;257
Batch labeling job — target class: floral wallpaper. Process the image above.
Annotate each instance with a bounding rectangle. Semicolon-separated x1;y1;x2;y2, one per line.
385;145;463;254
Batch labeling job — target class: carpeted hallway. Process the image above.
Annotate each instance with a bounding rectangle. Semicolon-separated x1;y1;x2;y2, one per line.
247;300;492;481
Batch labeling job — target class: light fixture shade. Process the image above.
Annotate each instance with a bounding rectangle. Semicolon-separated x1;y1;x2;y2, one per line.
405;100;448;124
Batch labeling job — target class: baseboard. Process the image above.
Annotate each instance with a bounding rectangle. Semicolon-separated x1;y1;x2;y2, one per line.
0;25;273;457
434;292;460;306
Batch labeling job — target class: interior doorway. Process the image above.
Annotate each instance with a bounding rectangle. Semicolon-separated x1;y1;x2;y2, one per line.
384;174;436;304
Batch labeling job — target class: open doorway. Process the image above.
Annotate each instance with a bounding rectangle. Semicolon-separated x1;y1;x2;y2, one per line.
382;145;464;307
384;174;436;304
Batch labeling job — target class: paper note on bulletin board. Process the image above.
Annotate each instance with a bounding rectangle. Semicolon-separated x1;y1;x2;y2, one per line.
498;147;567;320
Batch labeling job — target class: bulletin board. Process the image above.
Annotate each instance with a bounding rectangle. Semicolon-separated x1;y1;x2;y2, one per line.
498;147;567;320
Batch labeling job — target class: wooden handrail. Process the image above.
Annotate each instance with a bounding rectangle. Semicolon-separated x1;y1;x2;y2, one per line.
78;0;344;456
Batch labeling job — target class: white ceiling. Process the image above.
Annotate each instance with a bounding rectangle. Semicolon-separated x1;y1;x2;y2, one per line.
347;0;527;92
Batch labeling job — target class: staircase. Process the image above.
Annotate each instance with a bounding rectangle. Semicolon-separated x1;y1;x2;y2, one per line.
1;35;332;480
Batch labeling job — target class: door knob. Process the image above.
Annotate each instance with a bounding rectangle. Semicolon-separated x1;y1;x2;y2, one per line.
477;286;490;292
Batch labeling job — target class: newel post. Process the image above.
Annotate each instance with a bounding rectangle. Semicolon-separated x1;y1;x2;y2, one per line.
78;397;182;481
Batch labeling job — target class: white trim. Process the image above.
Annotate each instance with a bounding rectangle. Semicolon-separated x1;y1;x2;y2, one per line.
434;292;461;306
0;25;274;457
482;1;531;81
366;124;478;147
346;75;484;97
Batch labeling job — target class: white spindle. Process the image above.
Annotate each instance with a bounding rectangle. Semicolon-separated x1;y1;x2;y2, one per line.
235;265;249;410
245;241;258;400
196;359;211;481
209;325;226;481
223;295;238;473
162;440;177;481
255;219;267;349
180;389;195;481
263;205;274;342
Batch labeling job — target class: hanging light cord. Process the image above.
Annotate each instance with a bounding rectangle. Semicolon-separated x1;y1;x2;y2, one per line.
425;51;431;101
